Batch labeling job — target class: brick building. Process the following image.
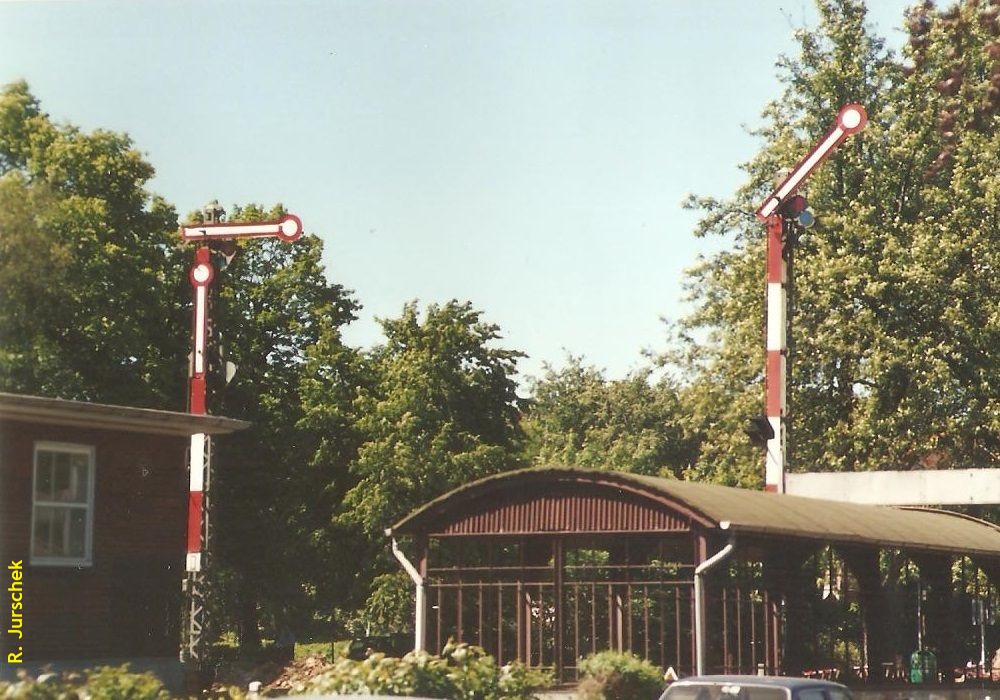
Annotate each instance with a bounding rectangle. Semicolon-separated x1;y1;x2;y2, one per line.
0;392;245;680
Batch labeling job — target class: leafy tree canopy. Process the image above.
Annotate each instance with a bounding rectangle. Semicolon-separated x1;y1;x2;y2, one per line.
524;356;698;477
312;300;525;615
0;79;186;407
342;299;525;537
199;202;361;647
673;0;1000;485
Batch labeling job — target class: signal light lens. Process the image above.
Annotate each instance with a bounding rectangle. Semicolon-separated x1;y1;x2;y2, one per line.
781;195;808;217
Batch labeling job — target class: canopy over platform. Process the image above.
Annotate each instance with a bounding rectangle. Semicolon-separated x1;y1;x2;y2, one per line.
392;466;1000;558
390;467;1000;683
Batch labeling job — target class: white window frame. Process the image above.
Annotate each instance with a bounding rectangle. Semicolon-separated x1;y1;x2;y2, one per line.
30;441;95;567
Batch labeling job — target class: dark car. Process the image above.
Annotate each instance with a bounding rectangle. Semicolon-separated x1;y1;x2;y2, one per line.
659;676;853;700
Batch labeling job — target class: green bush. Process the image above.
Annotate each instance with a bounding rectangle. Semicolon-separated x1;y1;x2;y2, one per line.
0;664;171;699
294;639;552;699
576;650;664;700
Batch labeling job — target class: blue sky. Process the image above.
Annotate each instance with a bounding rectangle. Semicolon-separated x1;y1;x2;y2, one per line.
1;0;913;381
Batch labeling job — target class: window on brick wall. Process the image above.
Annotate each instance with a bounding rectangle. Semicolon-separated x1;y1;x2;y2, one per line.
31;442;95;566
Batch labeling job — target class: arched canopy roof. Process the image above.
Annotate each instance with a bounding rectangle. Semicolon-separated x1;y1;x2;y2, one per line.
391;466;1000;558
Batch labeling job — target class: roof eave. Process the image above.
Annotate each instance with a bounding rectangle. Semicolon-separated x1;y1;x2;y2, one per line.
728;522;1000;559
0;392;249;436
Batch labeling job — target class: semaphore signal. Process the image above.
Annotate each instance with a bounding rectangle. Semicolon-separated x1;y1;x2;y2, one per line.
179;201;303;666
751;105;867;494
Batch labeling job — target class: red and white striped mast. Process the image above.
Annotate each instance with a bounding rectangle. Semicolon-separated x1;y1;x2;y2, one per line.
180;203;303;663
753;104;867;493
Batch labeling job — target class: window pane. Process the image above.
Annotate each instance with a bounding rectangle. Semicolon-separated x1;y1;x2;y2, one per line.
664;687;704;700
35;455;54;500
70;458;89;503
70;452;89;471
38;449;89;503
53;454;71;501
68;508;87;557
33;446;92;563
33;506;56;557
53;449;70;472
51;507;69;557
746;690;787;700
665;687;788;700
33;505;89;560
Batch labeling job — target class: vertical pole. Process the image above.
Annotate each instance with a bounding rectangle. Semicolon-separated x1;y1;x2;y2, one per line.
186;245;214;569
182;245;214;668
498;584;504;664
390;536;426;652
417;536;428;653
177;202;305;676
764;215;787;493
517;539;527;663
695;537;735;676
553;537;564;682
755;104;867;492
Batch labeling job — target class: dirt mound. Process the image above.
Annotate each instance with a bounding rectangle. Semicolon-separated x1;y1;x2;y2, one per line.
210;658;283;694
265;655;335;693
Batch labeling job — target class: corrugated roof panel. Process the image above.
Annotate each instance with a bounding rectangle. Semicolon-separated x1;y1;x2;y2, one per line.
430;482;691;536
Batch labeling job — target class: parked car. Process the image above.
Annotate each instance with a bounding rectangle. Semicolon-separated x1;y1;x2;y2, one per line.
659;676;853;700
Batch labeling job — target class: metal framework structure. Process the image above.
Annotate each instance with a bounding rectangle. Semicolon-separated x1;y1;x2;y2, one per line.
390;467;1000;684
422;534;701;678
179;202;302;666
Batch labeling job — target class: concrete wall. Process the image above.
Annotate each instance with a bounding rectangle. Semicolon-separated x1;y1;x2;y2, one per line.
785;469;1000;505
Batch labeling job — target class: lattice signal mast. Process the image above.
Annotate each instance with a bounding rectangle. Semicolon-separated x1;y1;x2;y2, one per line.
752;104;867;493
179;202;303;664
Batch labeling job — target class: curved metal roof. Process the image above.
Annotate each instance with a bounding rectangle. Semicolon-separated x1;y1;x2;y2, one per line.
391;466;1000;558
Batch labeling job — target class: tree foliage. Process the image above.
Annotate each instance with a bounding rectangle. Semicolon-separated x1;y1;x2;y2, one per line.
0;80;187;407
306;300;526;617
524;357;698;477
203;203;360;647
674;0;1000;485
342;300;525;540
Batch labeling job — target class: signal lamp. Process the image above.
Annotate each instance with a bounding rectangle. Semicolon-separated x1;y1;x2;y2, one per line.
781;195;808;216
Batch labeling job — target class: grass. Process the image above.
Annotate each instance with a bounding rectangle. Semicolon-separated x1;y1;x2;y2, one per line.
294;641;336;661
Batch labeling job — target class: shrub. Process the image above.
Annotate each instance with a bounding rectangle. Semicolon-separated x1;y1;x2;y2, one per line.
576;651;664;700
294;640;552;699
0;665;171;699
497;660;553;700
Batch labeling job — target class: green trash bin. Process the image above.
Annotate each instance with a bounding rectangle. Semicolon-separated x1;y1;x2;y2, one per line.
909;650;937;684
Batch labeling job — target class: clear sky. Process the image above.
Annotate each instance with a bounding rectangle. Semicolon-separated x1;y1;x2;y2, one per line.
1;0;913;381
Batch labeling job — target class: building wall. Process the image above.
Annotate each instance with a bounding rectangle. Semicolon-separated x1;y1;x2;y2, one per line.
0;420;187;662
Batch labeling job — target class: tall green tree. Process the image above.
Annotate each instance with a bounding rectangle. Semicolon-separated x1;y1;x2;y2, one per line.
673;0;1000;485
0;80;187;407
345;300;525;539
0;82;374;644
312;300;525;617
524;357;698;477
